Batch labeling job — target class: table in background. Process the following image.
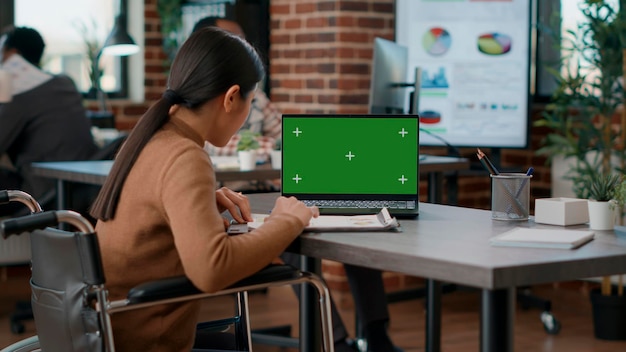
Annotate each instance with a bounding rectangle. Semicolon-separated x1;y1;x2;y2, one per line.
30;154;469;210
246;193;626;352
419;154;469;203
30;160;281;210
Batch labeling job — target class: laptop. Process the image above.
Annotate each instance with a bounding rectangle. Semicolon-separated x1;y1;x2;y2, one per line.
281;114;420;217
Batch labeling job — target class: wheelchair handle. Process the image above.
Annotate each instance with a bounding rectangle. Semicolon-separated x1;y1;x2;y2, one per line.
0;190;43;213
1;210;94;239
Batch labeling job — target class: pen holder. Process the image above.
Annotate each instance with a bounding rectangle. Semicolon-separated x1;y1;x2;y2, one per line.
491;173;532;221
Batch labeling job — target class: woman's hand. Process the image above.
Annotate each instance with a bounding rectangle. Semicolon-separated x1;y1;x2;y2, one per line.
271;196;319;227
215;187;253;223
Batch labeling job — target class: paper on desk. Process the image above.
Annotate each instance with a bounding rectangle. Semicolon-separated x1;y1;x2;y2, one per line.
489;227;595;249
248;208;400;232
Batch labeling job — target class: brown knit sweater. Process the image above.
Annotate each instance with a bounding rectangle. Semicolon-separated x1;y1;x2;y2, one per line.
96;118;304;351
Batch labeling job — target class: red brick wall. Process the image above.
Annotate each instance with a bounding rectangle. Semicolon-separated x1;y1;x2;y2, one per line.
269;0;395;114
96;0;552;302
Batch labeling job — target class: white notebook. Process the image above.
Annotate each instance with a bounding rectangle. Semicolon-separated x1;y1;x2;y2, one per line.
490;227;595;249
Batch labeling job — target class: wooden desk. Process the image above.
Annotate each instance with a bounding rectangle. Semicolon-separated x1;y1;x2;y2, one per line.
247;193;626;352
30;155;469;210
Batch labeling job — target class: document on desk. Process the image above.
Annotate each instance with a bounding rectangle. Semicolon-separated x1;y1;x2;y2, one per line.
489;227;595;249
248;207;400;232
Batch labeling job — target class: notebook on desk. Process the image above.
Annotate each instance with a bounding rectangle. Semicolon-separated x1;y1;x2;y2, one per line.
281;114;420;217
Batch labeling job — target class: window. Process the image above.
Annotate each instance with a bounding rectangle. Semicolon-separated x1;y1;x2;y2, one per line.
13;0;130;98
535;0;620;100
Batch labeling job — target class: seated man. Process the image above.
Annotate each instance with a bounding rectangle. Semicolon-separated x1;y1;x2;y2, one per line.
194;17;402;352
0;26;98;211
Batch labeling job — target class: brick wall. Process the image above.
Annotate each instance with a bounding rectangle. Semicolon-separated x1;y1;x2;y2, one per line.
97;0;552;305
269;0;395;114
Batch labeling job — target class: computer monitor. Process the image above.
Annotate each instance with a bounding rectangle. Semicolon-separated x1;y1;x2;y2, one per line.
395;0;531;149
368;37;409;114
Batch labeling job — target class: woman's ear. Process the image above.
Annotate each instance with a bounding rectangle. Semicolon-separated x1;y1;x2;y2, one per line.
223;85;241;113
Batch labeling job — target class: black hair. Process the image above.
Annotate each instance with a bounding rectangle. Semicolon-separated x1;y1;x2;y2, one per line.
1;26;45;66
192;17;220;34
90;27;265;220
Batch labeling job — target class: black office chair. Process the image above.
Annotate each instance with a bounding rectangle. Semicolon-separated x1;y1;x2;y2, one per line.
86;110;116;129
0;210;335;351
517;287;561;334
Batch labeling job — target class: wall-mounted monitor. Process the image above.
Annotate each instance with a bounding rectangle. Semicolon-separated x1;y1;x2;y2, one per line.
368;37;409;114
395;0;532;149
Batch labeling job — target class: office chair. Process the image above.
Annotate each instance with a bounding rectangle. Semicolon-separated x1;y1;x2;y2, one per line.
0;210;334;351
517;287;561;334
0;190;43;334
86;110;116;129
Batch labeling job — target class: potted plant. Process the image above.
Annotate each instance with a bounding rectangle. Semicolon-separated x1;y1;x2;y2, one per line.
535;0;626;199
584;173;621;230
535;2;626;337
237;130;260;171
270;138;282;169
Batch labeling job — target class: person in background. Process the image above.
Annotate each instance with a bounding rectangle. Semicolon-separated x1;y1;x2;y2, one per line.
193;17;403;352
89;26;320;351
195;17;281;164
0;26;98;210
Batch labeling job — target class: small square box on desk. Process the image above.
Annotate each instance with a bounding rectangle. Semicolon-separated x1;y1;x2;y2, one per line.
534;198;589;226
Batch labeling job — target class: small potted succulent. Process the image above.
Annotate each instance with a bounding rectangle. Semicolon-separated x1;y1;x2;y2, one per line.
585;173;621;231
237;130;260;171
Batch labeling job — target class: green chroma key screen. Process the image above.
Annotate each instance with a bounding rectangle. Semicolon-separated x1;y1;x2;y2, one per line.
282;116;419;195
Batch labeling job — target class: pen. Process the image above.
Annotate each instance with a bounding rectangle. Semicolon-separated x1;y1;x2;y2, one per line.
476;148;497;175
504;167;534;215
525;167;534;177
477;148;500;175
514;167;534;199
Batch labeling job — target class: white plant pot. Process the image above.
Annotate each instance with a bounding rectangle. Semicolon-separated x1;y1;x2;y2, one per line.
588;200;616;231
270;150;281;169
238;150;257;171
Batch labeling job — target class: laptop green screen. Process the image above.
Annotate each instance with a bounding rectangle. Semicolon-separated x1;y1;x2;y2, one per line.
281;115;419;195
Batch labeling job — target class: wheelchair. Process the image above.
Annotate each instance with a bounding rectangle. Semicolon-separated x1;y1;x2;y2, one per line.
0;204;334;351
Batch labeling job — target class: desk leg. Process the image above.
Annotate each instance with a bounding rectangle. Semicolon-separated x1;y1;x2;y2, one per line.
480;288;514;352
300;255;322;352
446;172;458;205
56;179;66;210
428;172;443;204
425;279;441;352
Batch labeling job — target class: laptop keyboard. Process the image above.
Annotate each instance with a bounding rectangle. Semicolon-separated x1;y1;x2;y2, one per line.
302;200;417;210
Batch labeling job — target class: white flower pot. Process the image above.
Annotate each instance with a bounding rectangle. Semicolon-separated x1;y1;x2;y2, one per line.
270;150;281;169
588;200;616;231
238;150;257;171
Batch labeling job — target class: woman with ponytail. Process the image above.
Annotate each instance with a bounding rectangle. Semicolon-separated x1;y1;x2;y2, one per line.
89;27;319;351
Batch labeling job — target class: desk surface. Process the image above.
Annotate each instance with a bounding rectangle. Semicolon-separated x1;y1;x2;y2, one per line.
248;193;626;290
30;154;469;186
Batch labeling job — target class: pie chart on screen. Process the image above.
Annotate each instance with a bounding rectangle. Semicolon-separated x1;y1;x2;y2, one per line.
422;27;451;56
477;33;512;55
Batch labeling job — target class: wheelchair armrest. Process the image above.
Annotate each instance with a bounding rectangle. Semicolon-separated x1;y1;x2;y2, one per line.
127;276;200;304
229;264;300;288
126;264;300;304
